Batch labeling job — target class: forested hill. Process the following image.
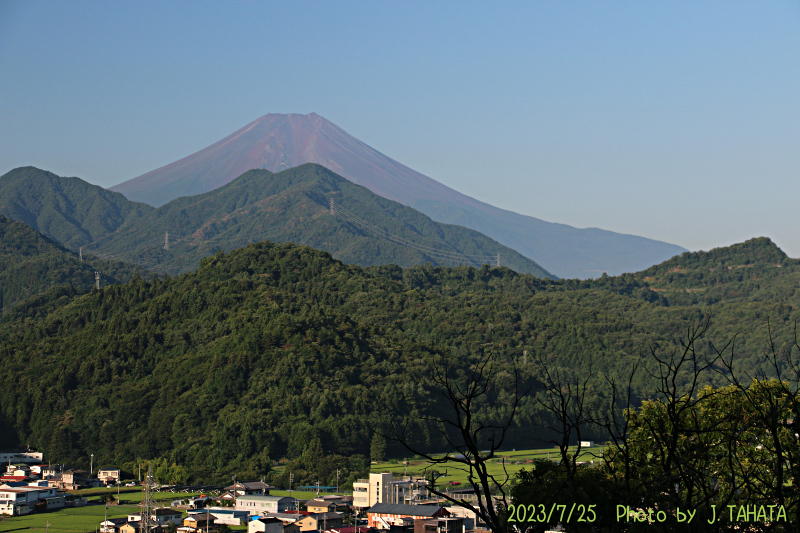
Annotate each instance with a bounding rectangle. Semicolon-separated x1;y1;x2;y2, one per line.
0;237;797;484
0;214;149;315
634;237;799;306
0;167;154;249
0;165;552;278
88;164;552;277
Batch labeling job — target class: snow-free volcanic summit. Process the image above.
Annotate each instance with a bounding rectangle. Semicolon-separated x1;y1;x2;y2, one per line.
111;113;686;278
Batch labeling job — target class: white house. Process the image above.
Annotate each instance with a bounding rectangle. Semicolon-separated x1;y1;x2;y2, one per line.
235;495;294;516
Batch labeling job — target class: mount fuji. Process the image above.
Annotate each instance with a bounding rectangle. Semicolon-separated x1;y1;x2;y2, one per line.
111;113;686;278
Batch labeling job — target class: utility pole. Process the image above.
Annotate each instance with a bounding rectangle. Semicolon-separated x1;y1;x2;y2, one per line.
289;472;296;511
336;469;340;495
79;247;83;262
164;232;169;251
90;453;93;475
523;350;528;365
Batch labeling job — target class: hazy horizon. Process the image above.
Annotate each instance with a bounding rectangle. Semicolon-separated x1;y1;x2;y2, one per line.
2;1;798;256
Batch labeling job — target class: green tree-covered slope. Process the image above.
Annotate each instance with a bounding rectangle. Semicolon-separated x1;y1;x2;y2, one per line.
0;237;797;482
0;214;149;315
635;237;799;306
89;164;552;277
0;165;552;278
0;167;154;248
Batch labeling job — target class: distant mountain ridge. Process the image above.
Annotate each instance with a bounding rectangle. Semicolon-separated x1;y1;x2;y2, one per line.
111;113;687;278
1;165;552;278
0;166;154;248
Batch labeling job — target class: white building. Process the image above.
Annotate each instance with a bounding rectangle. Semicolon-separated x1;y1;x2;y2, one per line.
353;473;393;509
0;452;43;465
235;495;294;516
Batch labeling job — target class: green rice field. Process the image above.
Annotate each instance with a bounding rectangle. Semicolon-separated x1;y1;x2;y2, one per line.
0;503;139;533
370;446;604;487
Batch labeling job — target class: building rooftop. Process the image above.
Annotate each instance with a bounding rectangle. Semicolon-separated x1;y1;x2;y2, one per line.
367;504;446;517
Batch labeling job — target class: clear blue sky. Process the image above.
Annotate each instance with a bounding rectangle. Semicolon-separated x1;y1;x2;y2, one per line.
2;1;799;256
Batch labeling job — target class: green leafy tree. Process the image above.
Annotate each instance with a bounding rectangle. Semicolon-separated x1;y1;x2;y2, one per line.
370;433;386;462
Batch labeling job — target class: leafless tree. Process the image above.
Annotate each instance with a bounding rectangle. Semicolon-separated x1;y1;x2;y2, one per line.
388;352;524;533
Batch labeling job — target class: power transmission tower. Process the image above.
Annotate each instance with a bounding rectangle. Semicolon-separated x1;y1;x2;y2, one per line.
330;197;335;215
164;232;169;251
79;247;83;262
140;465;158;533
496;253;500;267
94;271;101;290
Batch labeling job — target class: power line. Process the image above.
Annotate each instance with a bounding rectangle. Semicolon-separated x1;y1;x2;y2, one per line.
333;201;520;272
76;195;524;274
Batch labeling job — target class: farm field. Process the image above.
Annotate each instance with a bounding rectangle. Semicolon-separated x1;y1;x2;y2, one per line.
370;446;603;487
0;503;139;533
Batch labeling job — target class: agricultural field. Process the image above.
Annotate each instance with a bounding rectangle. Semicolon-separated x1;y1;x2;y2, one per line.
370;446;603;487
0;503;139;533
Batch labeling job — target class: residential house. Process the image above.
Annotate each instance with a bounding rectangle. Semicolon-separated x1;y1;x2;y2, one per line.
445;506;481;531
188;507;249;526
320;495;351;506
249;517;284;533
119;522;148;533
295;512;343;532
0;475;31;485
5;465;32;477
224;480;274;496
259;512;303;526
236;495;294;516
100;517;129;533
305;499;338;513
413;518;463;533
188;495;212;509
128;508;183;527
181;511;217;532
40;464;66;479
61;469;89;490
367;504;450;530
98;469;121;485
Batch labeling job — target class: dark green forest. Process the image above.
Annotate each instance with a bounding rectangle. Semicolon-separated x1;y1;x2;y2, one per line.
0;214;149;314
0;224;798;491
